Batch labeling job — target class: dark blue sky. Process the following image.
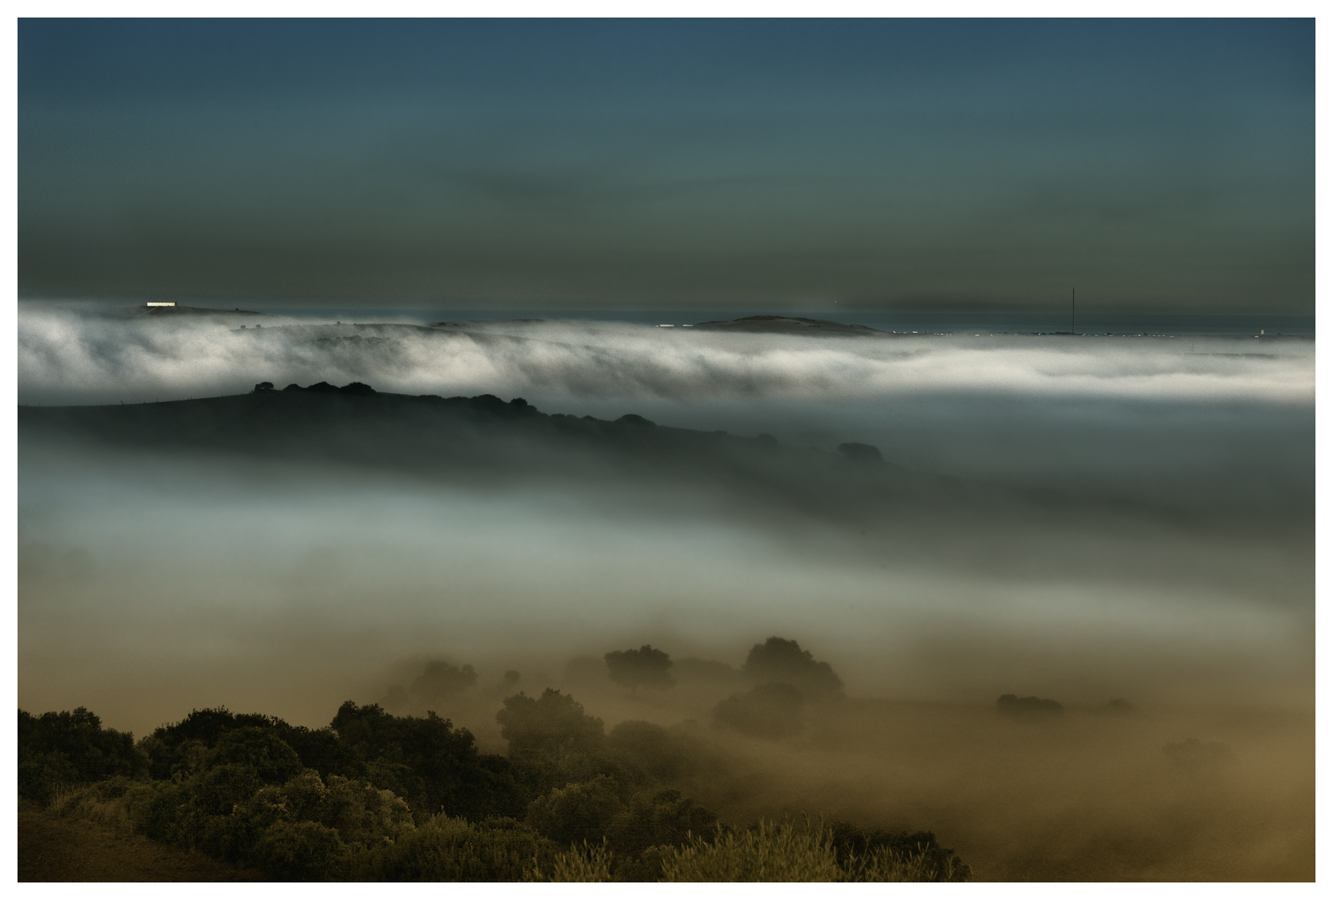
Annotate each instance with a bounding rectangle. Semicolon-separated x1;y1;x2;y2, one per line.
18;18;1314;311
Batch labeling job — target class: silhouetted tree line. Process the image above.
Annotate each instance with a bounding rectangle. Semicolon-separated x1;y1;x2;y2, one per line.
16;637;971;881
20;696;720;879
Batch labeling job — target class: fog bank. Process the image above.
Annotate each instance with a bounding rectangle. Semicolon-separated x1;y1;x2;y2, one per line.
17;306;1312;744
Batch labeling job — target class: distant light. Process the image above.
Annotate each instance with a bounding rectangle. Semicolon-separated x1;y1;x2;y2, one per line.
146;301;176;307
659;324;674;328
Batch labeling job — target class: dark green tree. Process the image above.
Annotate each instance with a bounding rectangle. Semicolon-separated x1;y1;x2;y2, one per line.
742;637;843;699
607;788;717;858
495;689;605;760
604;645;674;695
18;707;145;801
330;702;524;822
525;775;625;846
409;660;478;707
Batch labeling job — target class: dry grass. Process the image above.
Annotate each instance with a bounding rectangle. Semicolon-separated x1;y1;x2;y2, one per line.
50;784;135;835
660;820;841;882
526;839;615;882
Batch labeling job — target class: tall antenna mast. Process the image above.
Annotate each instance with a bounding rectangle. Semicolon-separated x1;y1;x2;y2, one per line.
1071;286;1076;335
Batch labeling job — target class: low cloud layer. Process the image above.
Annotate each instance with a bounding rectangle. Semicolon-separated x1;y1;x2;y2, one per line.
18;305;1313;408
17;305;1314;741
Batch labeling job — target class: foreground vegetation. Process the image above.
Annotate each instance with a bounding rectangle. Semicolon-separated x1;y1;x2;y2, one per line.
18;695;969;881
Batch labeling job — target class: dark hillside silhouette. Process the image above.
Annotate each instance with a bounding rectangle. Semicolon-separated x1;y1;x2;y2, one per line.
18;385;968;536
692;316;885;336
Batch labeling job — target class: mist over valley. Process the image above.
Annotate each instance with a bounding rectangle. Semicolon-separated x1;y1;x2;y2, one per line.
16;307;1314;879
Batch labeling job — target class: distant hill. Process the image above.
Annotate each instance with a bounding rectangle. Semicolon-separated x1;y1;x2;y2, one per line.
691;316;885;336
19;386;919;527
122;305;268;319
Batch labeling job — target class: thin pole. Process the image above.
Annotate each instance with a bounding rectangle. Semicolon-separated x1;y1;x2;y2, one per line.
1071;287;1076;335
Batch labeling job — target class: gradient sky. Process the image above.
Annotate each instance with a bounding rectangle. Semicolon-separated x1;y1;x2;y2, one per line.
18;18;1314;312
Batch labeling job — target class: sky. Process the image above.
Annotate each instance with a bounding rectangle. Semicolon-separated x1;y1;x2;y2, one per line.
17;18;1315;312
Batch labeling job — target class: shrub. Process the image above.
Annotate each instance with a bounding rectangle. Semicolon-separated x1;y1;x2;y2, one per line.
252;819;348;881
660;819;971;882
841;845;969;882
208;728;303;784
330;701;522;822
18;707;145;801
128;780;192;844
607;788;717;858
50;778;137;833
138;707;290;780
191;763;263;816
320;774;414;847
526;839;615;882
526;776;625;846
355;814;556;881
660;819;841;882
828;822;971;882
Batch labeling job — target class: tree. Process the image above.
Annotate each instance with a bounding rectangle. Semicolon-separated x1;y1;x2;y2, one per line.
329;701;523;822
526;775;625;846
495;689;604;760
604;645;674;695
18;707;145;801
742;637;843;699
607;788;717;858
409;660;478;707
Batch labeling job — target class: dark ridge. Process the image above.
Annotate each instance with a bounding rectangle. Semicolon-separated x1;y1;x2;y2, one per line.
17;386;931;532
691;315;885;336
124;305;267;318
273;381;378;396
837;442;883;464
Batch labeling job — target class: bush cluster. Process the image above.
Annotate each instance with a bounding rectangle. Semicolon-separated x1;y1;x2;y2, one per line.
20;676;970;881
18;707;145;803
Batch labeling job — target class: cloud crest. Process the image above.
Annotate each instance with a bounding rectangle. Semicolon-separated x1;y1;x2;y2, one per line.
17;306;1313;407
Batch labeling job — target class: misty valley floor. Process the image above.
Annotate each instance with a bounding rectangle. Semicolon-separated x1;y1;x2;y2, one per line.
16;315;1314;881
